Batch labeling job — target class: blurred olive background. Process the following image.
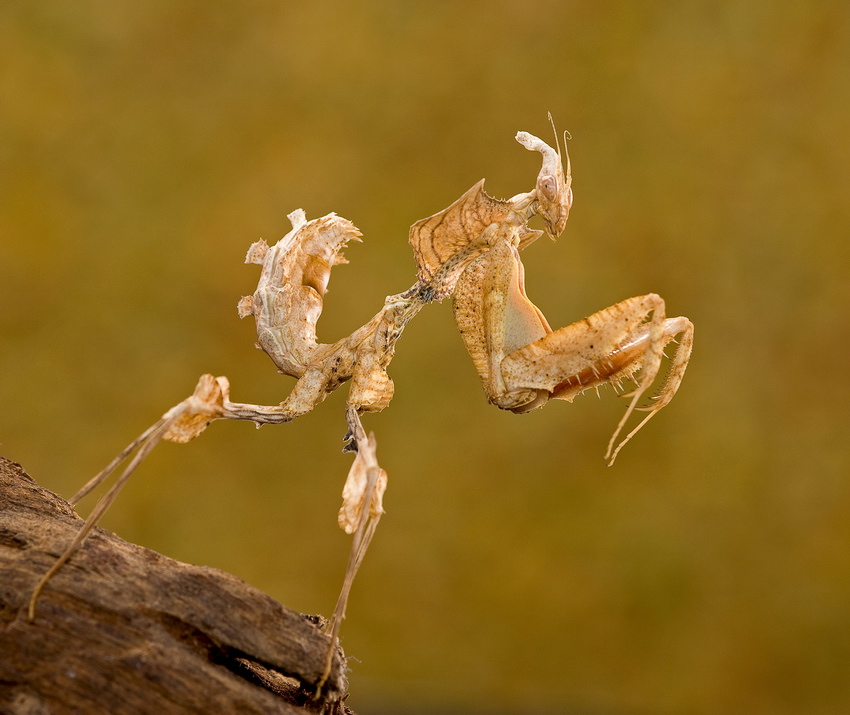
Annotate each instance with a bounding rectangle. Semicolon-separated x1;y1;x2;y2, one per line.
2;2;848;713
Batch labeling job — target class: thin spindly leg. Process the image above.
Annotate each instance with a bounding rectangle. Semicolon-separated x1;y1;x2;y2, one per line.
601;295;667;462
27;411;181;621
501;294;692;463
68;417;173;505
605;315;693;465
317;407;386;693
26;376;229;621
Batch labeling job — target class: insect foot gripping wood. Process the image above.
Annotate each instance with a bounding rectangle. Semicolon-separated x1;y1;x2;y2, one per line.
25;122;693;699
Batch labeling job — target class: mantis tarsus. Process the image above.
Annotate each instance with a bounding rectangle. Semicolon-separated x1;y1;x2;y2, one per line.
25;120;693;699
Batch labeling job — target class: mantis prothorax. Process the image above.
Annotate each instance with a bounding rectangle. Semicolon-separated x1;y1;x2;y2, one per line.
26;122;693;697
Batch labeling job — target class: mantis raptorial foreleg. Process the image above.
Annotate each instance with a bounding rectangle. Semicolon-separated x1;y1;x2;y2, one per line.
453;240;551;412
500;290;694;464
452;234;693;464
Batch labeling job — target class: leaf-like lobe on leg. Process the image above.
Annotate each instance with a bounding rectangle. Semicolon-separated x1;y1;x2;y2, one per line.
244;212;362;378
244;238;269;265
163;374;230;444
348;350;395;413
236;295;254;319
338;430;386;535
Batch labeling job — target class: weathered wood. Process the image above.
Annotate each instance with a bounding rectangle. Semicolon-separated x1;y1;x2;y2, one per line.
0;457;353;714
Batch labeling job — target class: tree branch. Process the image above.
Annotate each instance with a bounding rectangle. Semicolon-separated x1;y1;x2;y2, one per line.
0;457;353;715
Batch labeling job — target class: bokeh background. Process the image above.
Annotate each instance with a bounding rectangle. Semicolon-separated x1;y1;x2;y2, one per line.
2;2;848;713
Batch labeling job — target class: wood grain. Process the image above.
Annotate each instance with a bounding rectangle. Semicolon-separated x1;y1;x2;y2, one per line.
0;457;352;714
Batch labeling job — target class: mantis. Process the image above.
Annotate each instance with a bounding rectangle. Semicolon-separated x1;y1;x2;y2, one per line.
25;120;693;697
445;131;693;464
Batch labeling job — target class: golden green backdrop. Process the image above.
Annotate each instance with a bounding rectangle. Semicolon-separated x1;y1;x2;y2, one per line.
2;2;848;713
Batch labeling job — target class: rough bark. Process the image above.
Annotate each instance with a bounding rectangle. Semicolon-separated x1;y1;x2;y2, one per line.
0;457;353;714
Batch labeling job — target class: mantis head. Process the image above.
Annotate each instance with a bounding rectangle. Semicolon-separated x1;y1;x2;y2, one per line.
515;125;572;239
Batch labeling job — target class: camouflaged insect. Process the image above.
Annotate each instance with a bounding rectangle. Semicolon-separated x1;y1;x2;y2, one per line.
28;124;693;693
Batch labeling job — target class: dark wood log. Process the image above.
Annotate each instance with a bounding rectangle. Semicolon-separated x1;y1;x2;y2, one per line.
0;457;353;714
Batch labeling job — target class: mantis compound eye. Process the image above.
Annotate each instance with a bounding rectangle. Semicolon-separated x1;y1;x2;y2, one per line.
538;175;558;202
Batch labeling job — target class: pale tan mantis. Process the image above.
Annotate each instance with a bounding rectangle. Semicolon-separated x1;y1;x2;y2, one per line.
442;130;694;464
25;121;693;695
